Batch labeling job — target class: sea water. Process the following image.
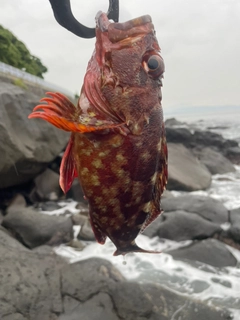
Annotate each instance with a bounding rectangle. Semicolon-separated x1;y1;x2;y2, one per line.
41;113;240;318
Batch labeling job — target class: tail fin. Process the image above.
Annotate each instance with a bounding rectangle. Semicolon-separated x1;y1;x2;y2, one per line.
113;242;161;256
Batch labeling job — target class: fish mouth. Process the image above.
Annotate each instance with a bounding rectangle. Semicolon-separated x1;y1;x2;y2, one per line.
96;11;154;43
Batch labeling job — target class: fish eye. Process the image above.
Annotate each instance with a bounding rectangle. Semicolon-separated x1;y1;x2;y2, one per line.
143;53;165;79
147;55;164;79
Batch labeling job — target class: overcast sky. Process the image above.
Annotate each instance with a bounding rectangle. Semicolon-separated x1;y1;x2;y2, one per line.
0;0;239;110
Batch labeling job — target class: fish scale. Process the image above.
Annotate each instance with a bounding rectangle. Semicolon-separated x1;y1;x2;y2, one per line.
29;11;167;256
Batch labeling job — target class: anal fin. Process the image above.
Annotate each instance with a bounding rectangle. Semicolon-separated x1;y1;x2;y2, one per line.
60;134;78;193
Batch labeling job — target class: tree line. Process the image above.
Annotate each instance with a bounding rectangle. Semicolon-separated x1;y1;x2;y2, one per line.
0;25;47;79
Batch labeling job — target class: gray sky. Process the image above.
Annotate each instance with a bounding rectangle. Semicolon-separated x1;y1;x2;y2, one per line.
0;0;240;110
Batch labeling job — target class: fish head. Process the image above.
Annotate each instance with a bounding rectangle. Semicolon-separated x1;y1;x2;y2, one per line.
83;12;165;134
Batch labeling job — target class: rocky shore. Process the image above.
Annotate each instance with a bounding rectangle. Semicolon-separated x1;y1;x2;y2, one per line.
0;79;240;319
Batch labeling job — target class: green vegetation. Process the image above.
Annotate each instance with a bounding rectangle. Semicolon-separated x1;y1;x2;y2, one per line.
12;78;27;89
0;25;48;78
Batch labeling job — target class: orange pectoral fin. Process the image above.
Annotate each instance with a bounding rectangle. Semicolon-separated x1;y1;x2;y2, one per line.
28;92;125;133
60;134;78;193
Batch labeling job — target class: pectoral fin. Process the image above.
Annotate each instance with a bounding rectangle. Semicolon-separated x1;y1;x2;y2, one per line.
29;92;124;133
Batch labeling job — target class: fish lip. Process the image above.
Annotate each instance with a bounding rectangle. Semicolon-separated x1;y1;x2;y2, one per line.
96;11;154;43
96;11;111;32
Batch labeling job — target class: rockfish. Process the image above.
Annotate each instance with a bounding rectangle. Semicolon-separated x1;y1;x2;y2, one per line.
29;12;167;256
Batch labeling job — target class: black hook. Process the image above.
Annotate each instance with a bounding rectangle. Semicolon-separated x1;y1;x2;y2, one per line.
49;0;119;39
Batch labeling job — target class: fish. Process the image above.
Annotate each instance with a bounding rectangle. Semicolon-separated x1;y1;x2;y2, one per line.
29;11;168;256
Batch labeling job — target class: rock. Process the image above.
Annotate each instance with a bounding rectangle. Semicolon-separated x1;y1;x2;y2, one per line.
61;258;125;302
144;210;221;241
38;200;62;211
167;239;237;267
167;143;212;191
230;207;240;224
166;127;192;146
67;178;87;203
192;130;238;151
193;147;236;174
143;283;232;320
161;194;228;223
165;118;186;127
0;233;233;320
2;205;73;248
61;258;232;320
32;168;62;201
66;239;86;251
224;146;240;164
0;80;69;189
77;218;95;241
0;228;66;319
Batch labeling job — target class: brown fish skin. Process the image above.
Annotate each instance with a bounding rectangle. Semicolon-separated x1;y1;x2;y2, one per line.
29;12;167;256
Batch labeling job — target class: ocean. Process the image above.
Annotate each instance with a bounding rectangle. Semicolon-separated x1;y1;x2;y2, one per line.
41;109;240;318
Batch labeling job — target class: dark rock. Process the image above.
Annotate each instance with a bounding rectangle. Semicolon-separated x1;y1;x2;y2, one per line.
166;127;192;145
2;205;73;248
230;207;240;224
146;210;221;241
61;258;124;302
143;283;232;320
224;146;240;164
193;147;236;174
192;130;238;150
33;168;62;200
0;80;69;188
77;218;95;241
227;226;240;243
167;238;237;267
167;143;212;191
0;228;65;319
165;118;186;127
59;293;119;320
162;195;228;223
38;200;62;211
67;178;87;203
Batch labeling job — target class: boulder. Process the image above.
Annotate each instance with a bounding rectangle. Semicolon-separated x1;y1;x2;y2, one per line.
0;227;65;319
224;146;240;164
77;218;96;241
161;194;228;223
166;127;192;146
0;230;233;320
2;205;73;248
167;238;237;267
0;80;69;188
144;210;221;241
32;168;62;201
192;130;238;151
167;143;212;191
192;147;236;174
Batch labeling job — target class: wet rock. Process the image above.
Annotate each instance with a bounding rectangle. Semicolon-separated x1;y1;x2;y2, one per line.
165;117;186;127
230;207;240;224
193;147;236;174
167;238;237;267
167;143;211;191
162;195;228;223
33;168;62;200
0;228;65;319
38;200;62;211
192;130;238;151
143;283;232;320
224;146;240;164
77;218;95;241
166;127;192;146
145;210;221;241
67;178;86;203
0;80;69;188
2;205;73;248
66;239;86;251
61;258;125;302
